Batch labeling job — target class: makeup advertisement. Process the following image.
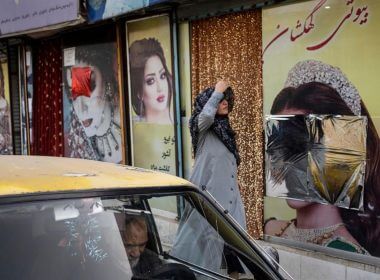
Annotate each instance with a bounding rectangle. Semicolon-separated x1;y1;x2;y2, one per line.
263;0;380;258
126;15;177;175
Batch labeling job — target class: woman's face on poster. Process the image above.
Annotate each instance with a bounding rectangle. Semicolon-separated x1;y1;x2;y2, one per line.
141;55;170;115
67;60;110;137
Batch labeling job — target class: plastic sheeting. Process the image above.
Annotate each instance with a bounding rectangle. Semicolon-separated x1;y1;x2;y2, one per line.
265;115;367;210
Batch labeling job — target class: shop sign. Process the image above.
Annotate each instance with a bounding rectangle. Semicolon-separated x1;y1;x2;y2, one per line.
87;0;169;22
0;0;79;36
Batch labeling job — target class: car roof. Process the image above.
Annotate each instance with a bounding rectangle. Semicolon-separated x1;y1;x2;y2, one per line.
0;156;193;196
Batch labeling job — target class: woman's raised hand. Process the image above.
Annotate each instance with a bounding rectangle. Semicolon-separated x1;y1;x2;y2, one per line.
215;80;229;94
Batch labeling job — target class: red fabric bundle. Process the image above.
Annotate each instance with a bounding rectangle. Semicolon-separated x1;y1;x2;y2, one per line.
71;67;92;100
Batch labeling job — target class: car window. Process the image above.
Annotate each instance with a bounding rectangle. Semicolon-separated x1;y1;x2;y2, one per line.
147;192;278;280
0;192;279;280
0;198;134;280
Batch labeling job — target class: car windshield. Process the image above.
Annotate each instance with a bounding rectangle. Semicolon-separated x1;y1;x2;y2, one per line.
0;190;280;280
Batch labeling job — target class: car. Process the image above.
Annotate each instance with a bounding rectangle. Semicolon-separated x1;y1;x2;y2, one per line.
0;155;291;280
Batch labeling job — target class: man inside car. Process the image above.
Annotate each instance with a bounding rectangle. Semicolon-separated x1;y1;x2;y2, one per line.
121;215;162;276
119;214;196;280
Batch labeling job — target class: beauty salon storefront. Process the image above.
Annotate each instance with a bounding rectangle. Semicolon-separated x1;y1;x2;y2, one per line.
177;1;379;278
1;0;379;278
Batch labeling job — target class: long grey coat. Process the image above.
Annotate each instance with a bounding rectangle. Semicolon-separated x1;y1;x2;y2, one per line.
190;90;246;228
170;91;246;273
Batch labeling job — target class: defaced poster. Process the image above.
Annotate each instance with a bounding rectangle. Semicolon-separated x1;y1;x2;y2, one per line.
126;15;177;176
262;0;380;258
62;28;123;164
0;44;13;155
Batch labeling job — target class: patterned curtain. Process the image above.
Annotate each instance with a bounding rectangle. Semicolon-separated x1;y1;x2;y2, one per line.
191;10;263;238
31;39;63;156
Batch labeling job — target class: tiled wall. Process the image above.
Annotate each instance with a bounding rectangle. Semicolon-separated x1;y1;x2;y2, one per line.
265;243;380;280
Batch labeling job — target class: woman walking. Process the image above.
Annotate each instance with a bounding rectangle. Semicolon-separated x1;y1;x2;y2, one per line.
189;80;246;228
171;81;246;278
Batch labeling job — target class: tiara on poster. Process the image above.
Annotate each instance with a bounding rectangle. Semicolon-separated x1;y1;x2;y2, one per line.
284;60;361;116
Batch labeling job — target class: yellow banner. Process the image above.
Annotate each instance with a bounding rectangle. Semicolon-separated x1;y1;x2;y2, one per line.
263;0;380;131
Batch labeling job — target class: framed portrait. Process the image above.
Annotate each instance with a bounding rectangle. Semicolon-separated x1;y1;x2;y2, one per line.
0;43;13;155
62;26;125;164
18;45;32;155
126;14;178;176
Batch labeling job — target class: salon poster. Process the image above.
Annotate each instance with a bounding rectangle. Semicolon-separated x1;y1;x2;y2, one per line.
126;15;177;175
262;0;380;258
62;29;123;164
0;45;13;155
87;0;169;23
